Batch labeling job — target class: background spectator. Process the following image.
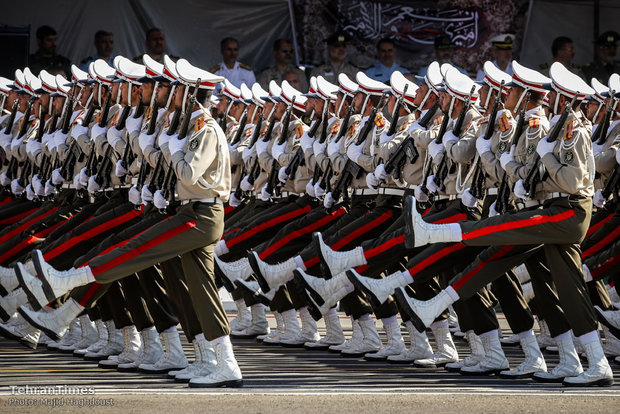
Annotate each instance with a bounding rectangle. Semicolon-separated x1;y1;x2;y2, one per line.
79;30;116;71
29;25;71;77
258;39;308;92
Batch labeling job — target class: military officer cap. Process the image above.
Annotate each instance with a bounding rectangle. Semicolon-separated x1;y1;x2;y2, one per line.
65;65;92;88
356;71;389;96
240;83;253;104
389;71;418;105
209;94;220;106
506;61;550;94
325;31;350;46
24;70;42;97
338;73;358;97
304;76;320;99
11;69;28;94
221;78;241;101
90;59;116;85
268;80;283;103
415;61;443;94
113;57;146;85
609;74;620;111
590;78;608;104
316;76;339;100
439;67;480;102
175;59;224;90
595;31;619;47
251;82;269;107
0;77;12;96
53;74;71;98
281;80;307;112
162;55;180;82
546;62;594;101
489;34;515;50
37;70;57;94
138;54;165;83
481;61;512;93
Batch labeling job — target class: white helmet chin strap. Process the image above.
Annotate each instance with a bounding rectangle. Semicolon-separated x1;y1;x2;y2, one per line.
448;95;456;119
419;83;433;109
514;88;529;114
165;84;176;110
360;94;370;116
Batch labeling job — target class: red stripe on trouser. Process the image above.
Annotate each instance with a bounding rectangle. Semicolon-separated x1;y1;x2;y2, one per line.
83;224;154;266
582;225;620;259
461;209;575;241
259;207;346;260
0;198;13;206
586;213;614;239
452;245;515;291
33;217;71;239
434;213;467;224
407;243;467;277
224;205;234;215
222;228;240;238
304;210;394;269
78;282;102;307
0;208;38;225
90;220;196;276
0;207;58;245
0;236;38;263
43;207;144;261
591;254;620;279
226;205;312;248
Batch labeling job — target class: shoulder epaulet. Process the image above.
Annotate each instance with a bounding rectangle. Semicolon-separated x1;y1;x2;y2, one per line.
239;63;253;71
210;64;221;72
80;56;93;64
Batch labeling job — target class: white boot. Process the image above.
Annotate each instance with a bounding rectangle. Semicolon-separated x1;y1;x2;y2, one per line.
294;269;352;309
342;317;381;357
229;299;252;332
281;307;320;347
118;326;163;372
169;338;201;379
414;325;459;368
461;332;509;375
536;317;555;350
60;314;96;352
215;256;253;292
99;325;141;368
315;232;366;276
500;330;547;378
404;195;461;248
347;269;409;307
48;317;81;350
18;298;84;341
533;334;583;383
563;339;613;386
595;305;620;332
266;309;300;345
232;304;270;338
28;250;95;302
393;287;457;332
0;288;30;322
388;321;434;364
500;333;521;346
306;308;345;349
249;251;296;293
0;264;18;292
14;264;50;311
174;337;217;382
602;326;620;357
258;311;284;343
75;319;107;356
521;282;534;302
189;336;243;388
139;330;188;373
4;311;41;349
233;279;275;306
330;319;362;353
364;319;406;361
84;320;123;361
445;331;485;372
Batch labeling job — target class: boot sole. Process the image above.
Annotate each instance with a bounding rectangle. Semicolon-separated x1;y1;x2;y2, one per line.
0;324;20;341
594;307;620;339
18;337;38;350
392;288;426;333
292;269;325;307
117;366;138;372
188;379;243;388
14;264;42;311
291;271;323;321
17;306;60;341
562;377;614;387
341;352;367;358
174;376;191;383
387;359;415;365
363;355;388;362
403;196;416;249
83;354;114;362
31;250;57;304
498;372;537;379
247;251;271;294
230;332;268;339
313;232;333;279
98;363;120;369
57;347;78;354
532;375;565;383
444;365;464;372
138;367;177;374
459;368;505;376
304;344;331;350
214;260;236;293
346;270;383;309
233;280;271;307
280;342;306;348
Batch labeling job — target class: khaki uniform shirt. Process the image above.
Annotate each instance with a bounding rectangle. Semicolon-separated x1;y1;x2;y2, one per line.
258;64;308;92
310;61;358;84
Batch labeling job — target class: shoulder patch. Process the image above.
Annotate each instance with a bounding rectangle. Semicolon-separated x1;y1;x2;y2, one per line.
194;116;206;133
72;110;85;125
110;111;120;127
399;119;412;132
375;113;386;128
240;63;253;71
245;127;253;137
433;116;442;126
347;121;360;139
563;120;574;140
330;119;342;135
498;112;511;132
295;123;304;139
528;118;540;129
189;137;200;151
144;106;153;123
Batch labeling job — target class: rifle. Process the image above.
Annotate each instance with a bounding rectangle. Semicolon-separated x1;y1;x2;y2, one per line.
93;145;115;189
419;110;449;200
147;103;160;135
523;94;579;197
334;104;354;144
386;84;408;137
229;109;248;146
3;100;19;135
48;108;60;133
247;114;276;187
18;98;35;139
133;93;145;119
81;101;96;127
147;152;165;194
309;101;332;185
98;86;112;128
177;79;201;140
595;92;617;146
167;107;182;135
265;97;296;195
316;104;355;193
61;83;78;134
115;105;132;131
159;161;176;214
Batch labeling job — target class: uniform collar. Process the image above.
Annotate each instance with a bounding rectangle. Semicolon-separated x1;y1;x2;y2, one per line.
220;61;240;71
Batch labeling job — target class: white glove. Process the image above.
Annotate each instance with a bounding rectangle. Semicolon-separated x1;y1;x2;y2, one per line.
11;137;24;151
115;159;128;177
138;132;156;153
379;131;391;144
106;127;123;149
475;136;492;156
323;191;335;208
314;181;326;197
427;140;445;160
260;186;271;201
32;174;44;195
443;130;458;145
414;185;429;202
0;132;12;151
48;135;58;152
242;145;254;162
240;176;254;192
51;168;65;185
72;124;89;138
271;140;286;162
0;172;10;186
366;172;379;189
426;175;439;194
408;121;425;134
125;114;143;134
141;185;153;203
536;137;555;158
593;189;607;208
346;141;364;163
78;167;89;187
300;131;314;151
278;166;288;183
256;138;270;156
616;148;620;164
11;179;24;195
73;173;85;190
592;142;605;156
128;186;142;205
41;132;53;147
499;146;515;170
489;201;499;217
87;176;101;193
26;184;35;200
90;123;107;141
168;136;187;156
159;132;172;147
153;190;168;209
514;179;527;199
462;188;479;208
228;142;238;153
327;139;340;156
375;163;388;180
229;192;242;208
26;140;42;157
44;180;57;196
315;140;327;156
305;180;316;197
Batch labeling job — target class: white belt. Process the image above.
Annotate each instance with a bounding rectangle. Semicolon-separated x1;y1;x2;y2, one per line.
550;192;570;199
379;188;405;196
276;191;298;199
62;183;72;189
180;198;222;205
515;199;544;210
354;188;379;196
131;176;138;185
486;188;498;196
436;194;461;201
